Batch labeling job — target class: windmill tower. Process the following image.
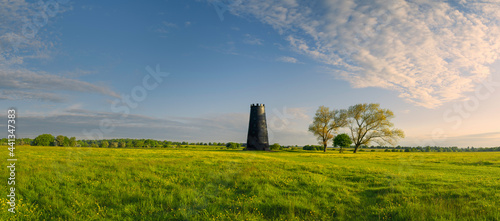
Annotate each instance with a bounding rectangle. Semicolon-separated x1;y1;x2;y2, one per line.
246;103;270;151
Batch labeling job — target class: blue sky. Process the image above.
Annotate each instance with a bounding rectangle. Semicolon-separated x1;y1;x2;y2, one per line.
1;0;499;147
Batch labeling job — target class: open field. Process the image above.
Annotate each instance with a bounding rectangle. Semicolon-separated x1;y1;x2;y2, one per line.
1;146;500;220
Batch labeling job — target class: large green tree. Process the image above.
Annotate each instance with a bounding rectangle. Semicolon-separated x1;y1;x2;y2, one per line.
347;103;405;153
308;106;348;152
32;134;55;146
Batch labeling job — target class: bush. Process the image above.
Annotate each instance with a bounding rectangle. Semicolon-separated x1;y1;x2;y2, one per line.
270;143;282;150
371;150;376;152
303;145;323;151
226;142;241;149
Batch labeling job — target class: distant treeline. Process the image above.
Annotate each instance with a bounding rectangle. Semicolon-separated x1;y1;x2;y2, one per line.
2;134;500;152
300;145;500;152
0;134;230;148
368;145;500;152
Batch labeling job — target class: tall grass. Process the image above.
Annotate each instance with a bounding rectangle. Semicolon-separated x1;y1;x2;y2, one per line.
1;146;499;220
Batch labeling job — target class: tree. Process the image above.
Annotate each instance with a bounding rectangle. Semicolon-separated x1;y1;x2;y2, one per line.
270;143;281;150
333;133;352;153
56;135;66;147
32;134;55;146
346;103;405;153
69;137;77;147
134;140;144;148
63;136;70;147
226;142;241;149
101;141;109;148
303;145;323;151
308;106;348;152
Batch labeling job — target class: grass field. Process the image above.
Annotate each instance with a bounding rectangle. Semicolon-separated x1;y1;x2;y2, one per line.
1;146;500;220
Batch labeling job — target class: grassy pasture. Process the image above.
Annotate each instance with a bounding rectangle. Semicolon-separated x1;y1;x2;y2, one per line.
1;146;500;220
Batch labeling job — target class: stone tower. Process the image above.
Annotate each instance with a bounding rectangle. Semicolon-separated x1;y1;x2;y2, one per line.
246;103;270;151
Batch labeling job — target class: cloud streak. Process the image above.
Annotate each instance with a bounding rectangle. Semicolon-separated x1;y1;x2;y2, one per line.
277;56;300;63
0;68;119;101
229;0;500;108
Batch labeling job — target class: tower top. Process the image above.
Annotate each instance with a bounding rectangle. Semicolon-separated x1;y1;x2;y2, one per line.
251;103;265;107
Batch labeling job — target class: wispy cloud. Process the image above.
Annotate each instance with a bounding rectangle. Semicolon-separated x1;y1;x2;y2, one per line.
277;56;300;63
242;33;263;45
0;68;119;101
153;21;178;35
229;0;500;108
0;90;65;103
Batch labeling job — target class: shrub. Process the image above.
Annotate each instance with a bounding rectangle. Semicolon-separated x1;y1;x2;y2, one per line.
226;142;241;149
303;145;323;151
270;143;281;150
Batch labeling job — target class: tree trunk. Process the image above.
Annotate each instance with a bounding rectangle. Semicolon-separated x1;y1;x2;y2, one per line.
323;143;327;152
353;145;359;153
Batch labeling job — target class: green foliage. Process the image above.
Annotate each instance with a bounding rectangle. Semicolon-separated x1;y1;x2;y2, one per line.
308;106;348;152
55;135;67;147
334;134;352;148
346;103;405;153
303;145;323;151
226;142;241;149
101;141;109;148
32;134;54;146
334;133;352;153
270;143;282;150
69;137;77;147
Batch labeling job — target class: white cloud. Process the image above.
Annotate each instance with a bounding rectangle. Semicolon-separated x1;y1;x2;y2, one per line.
0;68;119;101
228;0;500;108
162;21;178;28
242;33;263;45
277;56;299;63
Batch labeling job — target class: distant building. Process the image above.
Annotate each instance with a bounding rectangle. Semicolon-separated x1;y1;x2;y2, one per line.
246;103;270;151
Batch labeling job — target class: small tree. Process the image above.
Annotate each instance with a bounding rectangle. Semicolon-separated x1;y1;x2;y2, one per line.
56;135;66;147
63;136;70;147
270;143;281;150
69;137;77;147
32;134;54;146
226;142;241;149
333;133;352;153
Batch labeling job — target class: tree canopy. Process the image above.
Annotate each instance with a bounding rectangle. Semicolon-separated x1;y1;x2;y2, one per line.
347;103;405;153
333;133;352;153
308;106;348;152
32;134;54;146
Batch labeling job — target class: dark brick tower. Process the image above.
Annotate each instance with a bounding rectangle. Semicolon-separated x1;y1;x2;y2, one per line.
246;103;269;151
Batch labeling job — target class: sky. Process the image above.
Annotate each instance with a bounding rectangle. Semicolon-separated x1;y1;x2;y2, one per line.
0;0;499;147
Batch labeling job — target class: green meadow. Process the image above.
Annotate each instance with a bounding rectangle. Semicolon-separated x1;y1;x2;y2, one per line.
2;146;500;220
